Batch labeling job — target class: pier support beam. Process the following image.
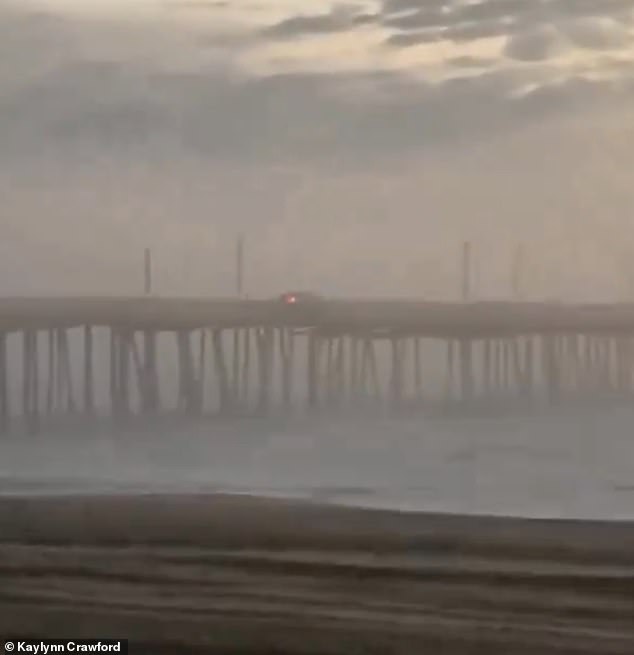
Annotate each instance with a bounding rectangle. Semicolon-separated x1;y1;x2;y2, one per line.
458;338;474;404
140;329;160;414
306;330;319;411
22;330;39;433
177;330;203;416
0;332;8;432
256;327;274;416
542;335;561;405
389;336;405;412
110;328;131;421
83;325;94;415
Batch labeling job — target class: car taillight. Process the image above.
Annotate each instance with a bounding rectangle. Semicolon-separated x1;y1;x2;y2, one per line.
285;294;297;304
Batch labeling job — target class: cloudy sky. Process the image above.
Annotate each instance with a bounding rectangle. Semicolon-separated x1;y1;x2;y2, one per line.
3;0;634;298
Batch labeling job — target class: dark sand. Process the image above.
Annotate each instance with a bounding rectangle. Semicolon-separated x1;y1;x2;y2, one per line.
1;494;634;654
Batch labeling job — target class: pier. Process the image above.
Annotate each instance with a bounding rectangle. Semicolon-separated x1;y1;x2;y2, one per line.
0;296;634;432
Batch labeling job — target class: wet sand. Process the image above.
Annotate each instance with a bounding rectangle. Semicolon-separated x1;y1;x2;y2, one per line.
1;494;634;653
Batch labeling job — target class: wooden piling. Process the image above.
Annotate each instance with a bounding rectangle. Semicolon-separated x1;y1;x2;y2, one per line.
444;340;455;404
0;332;7;432
212;329;231;414
542;335;560;405
198;329;207;414
482;338;492;397
58;329;75;414
232;329;241;408
256;327;273;415
142;329;159;414
117;329;130;418
349;335;360;405
458;338;474;404
333;336;346;409
279;328;295;411
22;330;39;433
523;337;534;403
83;325;94;415
240;328;251;410
389;336;404;411
413;337;423;405
177;330;201;415
307;330;319;411
46;329;56;415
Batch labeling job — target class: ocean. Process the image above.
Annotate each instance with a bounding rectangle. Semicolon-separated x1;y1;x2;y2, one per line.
1;406;633;520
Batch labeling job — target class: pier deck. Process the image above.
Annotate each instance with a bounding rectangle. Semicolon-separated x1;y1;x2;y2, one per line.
0;297;633;431
0;297;634;334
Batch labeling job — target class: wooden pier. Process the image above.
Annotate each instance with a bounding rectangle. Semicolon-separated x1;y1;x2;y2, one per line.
1;297;634;432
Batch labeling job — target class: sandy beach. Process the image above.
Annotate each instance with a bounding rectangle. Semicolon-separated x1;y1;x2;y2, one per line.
1;493;633;653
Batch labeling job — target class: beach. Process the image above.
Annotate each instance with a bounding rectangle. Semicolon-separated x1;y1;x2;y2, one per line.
1;493;634;654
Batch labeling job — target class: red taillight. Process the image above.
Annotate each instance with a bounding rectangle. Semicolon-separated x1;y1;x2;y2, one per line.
285;294;297;304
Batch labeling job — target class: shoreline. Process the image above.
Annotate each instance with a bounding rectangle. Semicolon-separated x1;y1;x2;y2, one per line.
2;493;634;653
2;492;634;554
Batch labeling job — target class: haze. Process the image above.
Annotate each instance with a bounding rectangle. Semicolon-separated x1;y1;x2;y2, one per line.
2;0;634;299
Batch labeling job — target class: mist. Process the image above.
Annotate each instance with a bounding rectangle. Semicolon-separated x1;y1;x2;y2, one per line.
2;1;634;299
2;0;634;519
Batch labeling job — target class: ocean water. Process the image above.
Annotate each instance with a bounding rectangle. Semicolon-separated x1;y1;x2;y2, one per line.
1;407;634;520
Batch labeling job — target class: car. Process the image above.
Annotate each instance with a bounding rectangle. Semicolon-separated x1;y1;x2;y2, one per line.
277;291;324;305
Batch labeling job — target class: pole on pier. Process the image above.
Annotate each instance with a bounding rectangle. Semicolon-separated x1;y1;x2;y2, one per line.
512;244;524;300
144;248;152;296
461;241;471;301
236;235;244;298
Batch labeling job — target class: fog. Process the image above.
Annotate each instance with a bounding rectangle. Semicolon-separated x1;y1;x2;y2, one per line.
2;0;634;517
3;0;634;299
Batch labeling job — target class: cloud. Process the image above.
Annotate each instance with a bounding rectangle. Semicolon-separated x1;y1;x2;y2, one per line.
504;25;570;61
381;0;447;15
262;5;363;39
380;0;634;26
4;52;633;171
2;0;634;170
163;0;228;9
562;17;632;50
4;4;634;301
380;0;634;51
384;30;440;47
449;55;497;68
503;15;632;62
382;8;450;32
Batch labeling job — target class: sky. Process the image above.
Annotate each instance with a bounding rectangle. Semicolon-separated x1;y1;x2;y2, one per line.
3;0;634;298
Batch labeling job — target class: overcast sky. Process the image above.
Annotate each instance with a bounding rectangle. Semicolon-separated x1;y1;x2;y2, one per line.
2;0;634;299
